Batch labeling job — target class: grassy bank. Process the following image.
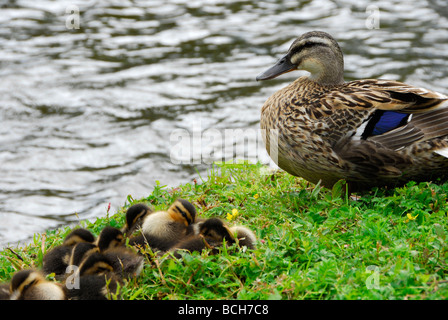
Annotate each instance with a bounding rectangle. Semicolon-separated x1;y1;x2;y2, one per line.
1;162;448;299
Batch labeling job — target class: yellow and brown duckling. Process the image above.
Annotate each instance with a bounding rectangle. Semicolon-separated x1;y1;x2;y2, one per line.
10;269;65;300
69;242;99;268
257;31;448;191
64;252;120;300
170;217;236;257
42;228;95;278
96;226;144;278
122;203;153;236
96;226;125;252
129;198;197;252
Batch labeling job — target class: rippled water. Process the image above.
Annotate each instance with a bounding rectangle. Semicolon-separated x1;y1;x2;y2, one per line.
1;0;448;247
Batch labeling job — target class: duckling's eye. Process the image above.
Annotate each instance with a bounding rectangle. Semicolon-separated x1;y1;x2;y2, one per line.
23;280;36;291
175;205;192;224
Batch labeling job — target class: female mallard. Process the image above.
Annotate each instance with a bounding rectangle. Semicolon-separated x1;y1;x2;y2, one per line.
256;31;448;191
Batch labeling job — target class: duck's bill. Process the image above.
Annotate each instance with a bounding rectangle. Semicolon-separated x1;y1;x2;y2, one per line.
256;55;296;81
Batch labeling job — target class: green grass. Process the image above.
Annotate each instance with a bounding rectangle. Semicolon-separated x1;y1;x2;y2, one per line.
1;161;448;299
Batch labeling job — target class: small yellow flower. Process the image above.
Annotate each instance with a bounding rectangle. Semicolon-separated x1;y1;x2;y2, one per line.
227;208;239;221
254;193;260;199
407;213;419;221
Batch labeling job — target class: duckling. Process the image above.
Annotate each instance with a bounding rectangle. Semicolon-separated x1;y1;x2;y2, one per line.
64;252;120;300
97;226;144;278
97;226;125;251
77;252;116;277
229;225;257;250
122;203;153;236
0;283;10;300
69;242;99;268
256;31;448;191
10;269;65;300
42;228;95;278
129;198;197;252
102;246;144;278
170;217;236;257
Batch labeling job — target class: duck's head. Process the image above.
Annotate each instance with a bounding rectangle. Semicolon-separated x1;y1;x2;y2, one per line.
199;218;235;244
97;226;124;252
256;31;344;86
78;252;115;276
124;203;153;235
63;228;96;246
10;270;42;299
167;198;197;226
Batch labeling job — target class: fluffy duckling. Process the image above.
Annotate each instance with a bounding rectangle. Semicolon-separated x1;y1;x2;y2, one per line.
10;269;65;300
42;228;95;277
97;226;144;278
122;203;153;236
97;226;125;251
170;217;236;257
69;242;99;268
229;225;257;250
64;252;120;300
129;198;197;252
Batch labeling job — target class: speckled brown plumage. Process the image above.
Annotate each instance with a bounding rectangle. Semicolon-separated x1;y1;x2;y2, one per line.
258;31;448;191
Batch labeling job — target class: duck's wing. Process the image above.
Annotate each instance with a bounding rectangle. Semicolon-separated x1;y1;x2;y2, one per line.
325;79;448;151
314;80;448;180
336;79;447;112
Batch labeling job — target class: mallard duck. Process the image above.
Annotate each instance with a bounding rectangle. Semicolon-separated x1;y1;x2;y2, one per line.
10;269;65;300
129;198;197;251
170;217;236;257
64;252;120;300
42;228;95;277
122;203;153;236
256;31;448;191
96;226;144;278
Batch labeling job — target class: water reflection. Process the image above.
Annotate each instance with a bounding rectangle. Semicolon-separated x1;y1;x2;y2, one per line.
1;0;447;247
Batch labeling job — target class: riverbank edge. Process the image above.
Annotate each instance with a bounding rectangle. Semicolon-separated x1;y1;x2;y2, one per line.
1;161;448;300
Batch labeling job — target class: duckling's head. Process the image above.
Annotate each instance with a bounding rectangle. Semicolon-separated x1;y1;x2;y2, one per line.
97;226;124;252
256;31;344;86
167;198;197;226
70;242;99;267
78;252;115;276
199;218;234;243
124;203;153;235
10;270;42;299
63;228;95;246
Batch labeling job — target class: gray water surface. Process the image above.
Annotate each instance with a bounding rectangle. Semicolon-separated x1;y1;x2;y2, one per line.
1;0;448;247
